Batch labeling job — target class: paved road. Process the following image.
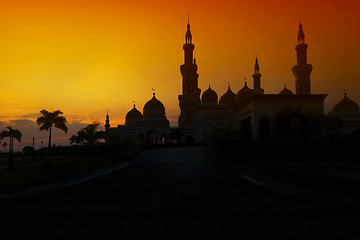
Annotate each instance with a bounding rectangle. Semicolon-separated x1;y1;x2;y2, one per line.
1;146;359;239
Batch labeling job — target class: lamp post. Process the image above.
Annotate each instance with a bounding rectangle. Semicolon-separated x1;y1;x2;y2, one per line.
31;137;35;163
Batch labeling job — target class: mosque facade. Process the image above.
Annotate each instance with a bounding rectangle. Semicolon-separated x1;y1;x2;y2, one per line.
105;21;360;144
105;93;170;144
178;22;328;142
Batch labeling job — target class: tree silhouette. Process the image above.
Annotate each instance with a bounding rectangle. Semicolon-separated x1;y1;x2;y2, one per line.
70;122;105;165
2;142;7;153
69;122;105;145
0;127;22;169
36;109;67;166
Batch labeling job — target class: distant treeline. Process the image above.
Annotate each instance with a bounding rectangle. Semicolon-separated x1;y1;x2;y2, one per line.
5;139;136;158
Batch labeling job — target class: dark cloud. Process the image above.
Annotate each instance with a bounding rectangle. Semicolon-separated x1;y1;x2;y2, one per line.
19;113;42;119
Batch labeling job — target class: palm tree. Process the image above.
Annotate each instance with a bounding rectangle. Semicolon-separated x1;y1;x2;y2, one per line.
0;127;22;169
70;122;105;146
69;122;105;165
36;109;67;166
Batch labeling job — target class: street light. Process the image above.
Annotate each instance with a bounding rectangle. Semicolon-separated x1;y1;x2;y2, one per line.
31;137;35;163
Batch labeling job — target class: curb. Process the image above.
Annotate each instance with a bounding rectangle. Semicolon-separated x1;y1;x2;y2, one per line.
0;149;151;204
238;172;360;207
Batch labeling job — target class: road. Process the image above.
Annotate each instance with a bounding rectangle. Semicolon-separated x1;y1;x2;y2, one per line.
1;146;359;239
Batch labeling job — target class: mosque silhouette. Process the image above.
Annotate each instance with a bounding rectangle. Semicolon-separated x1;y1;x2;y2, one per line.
104;21;360;144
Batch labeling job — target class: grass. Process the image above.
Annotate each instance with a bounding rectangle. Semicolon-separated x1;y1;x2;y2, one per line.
0;154;128;194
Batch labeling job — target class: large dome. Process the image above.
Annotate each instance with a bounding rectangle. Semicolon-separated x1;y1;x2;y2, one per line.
219;86;236;105
328;93;360;118
202;86;218;106
144;93;165;111
143;93;168;124
279;86;294;95
236;82;253;102
125;105;143;125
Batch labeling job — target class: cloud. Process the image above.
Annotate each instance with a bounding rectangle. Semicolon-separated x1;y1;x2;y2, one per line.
0;118;88;152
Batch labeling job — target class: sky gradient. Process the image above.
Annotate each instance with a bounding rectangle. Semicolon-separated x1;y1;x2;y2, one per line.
0;0;359;150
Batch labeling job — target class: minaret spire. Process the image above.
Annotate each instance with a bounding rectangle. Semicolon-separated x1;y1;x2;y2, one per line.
254;57;259;74
292;22;312;94
185;13;192;44
105;111;110;131
179;17;201;127
297;22;305;44
252;57;263;94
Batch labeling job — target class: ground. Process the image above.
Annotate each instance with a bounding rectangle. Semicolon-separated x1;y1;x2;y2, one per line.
0;146;359;239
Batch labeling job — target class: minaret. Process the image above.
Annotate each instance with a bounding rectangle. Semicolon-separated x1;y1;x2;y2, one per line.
292;22;312;94
105;111;110;132
252;57;264;94
178;18;201;127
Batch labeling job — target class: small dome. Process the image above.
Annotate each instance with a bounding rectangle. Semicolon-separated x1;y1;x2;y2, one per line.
219;86;236;105
328;94;360;118
279;86;294;95
236;82;253;102
202;86;218;106
335;94;359;111
125;105;143;125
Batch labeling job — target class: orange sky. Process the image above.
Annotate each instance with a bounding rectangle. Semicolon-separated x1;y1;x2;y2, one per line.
0;0;359;149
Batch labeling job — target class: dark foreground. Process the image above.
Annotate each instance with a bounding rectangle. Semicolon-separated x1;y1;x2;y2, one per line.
1;146;359;239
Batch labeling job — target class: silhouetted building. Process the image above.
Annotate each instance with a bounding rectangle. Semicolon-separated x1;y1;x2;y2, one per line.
105;93;170;144
326;93;360;139
178;22;327;142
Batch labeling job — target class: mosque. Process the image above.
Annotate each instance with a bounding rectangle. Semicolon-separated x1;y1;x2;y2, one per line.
104;21;360;144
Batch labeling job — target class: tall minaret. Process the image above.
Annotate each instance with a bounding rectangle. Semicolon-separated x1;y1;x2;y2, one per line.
105;111;110;132
178;18;201;127
292;22;312;94
252;57;264;94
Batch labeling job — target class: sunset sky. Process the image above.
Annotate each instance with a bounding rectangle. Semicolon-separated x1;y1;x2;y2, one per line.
0;0;359;149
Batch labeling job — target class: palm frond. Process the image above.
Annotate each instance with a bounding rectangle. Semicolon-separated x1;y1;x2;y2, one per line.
0;130;11;139
53;110;64;116
36;116;46;125
13;130;22;142
54;120;68;133
39;122;52;131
